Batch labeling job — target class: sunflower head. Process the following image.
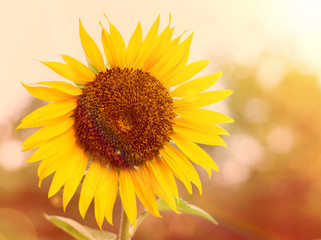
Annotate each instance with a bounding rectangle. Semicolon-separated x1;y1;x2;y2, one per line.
19;15;233;228
74;68;175;168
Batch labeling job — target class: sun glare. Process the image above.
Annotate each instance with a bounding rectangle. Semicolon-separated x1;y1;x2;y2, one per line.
282;0;321;75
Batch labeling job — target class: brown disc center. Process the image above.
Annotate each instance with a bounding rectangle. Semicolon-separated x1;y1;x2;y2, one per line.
73;68;175;168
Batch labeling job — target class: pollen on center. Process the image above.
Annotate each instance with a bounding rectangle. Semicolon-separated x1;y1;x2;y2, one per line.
73;68;175;168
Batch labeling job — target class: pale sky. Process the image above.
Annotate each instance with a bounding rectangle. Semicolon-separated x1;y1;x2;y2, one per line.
1;0;321;124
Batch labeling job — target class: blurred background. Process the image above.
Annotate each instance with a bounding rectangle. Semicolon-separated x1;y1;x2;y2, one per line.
1;0;321;239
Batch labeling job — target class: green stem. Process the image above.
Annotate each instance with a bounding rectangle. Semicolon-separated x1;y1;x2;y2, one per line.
118;207;131;240
129;211;148;238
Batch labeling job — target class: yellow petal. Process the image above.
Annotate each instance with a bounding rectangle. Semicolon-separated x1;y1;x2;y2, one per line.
20;100;77;126
17;112;71;129
41;61;87;84
37;137;77;187
170;72;223;97
37;135;76;179
155;33;192;82
125;22;142;68
38;157;63;187
79;19;105;72
164;60;211;88
48;146;83;198
142;26;174;72
119;169;137;225
153;159;179;199
22;118;74;151
173;125;227;147
148;34;181;76
171;134;218;178
174;90;233;108
106;16;126;68
94;165;109;228
61;55;95;82
130;167;160;217
22;83;72;102
175;108;234;124
134;15;160;68
63;151;88;210
104;167;118;225
31;81;83;96
174;118;229;136
147;160;179;212
79;161;101;218
101;27;115;68
27;128;75;162
160;146;192;194
161;145;202;195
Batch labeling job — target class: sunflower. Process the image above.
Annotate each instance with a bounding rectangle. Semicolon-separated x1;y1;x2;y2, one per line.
18;15;233;227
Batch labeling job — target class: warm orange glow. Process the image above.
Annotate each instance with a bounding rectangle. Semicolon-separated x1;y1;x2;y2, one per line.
1;1;321;239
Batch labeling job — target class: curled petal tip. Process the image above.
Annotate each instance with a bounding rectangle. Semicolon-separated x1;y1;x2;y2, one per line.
103;13;110;23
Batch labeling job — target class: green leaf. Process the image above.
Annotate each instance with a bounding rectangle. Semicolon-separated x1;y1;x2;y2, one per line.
75;83;85;88
44;214;117;240
86;59;101;74
157;198;218;225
